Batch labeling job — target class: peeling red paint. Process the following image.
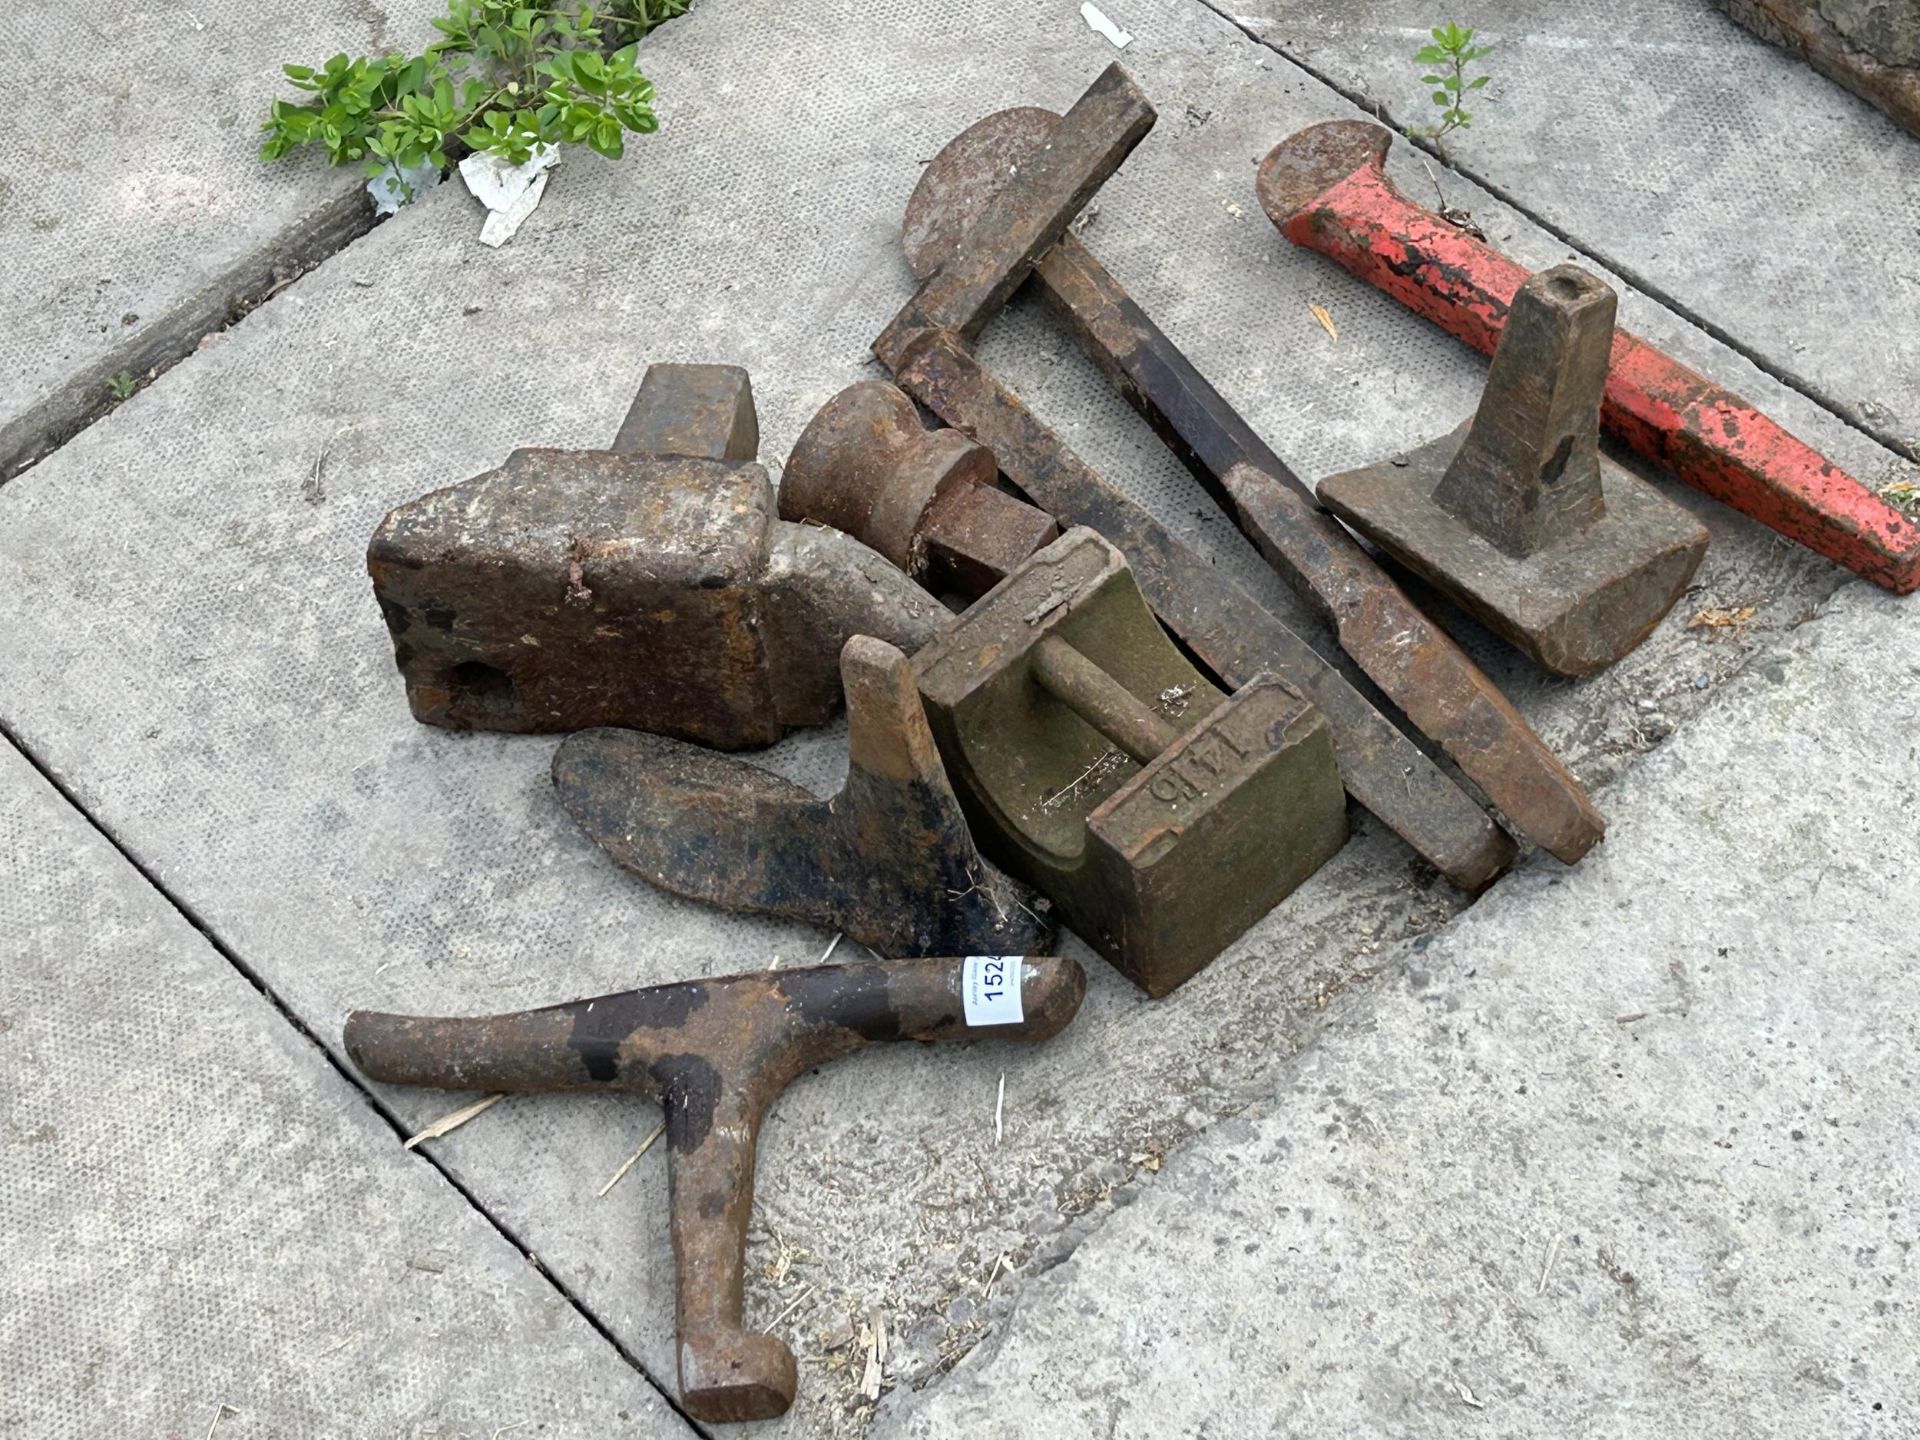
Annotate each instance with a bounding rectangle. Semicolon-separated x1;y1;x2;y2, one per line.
1263;126;1919;594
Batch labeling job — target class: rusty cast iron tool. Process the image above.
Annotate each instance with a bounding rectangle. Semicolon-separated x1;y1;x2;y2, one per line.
781;380;1059;596
868;67;1531;885
550;635;1053;956
871;62;1155;374
368;363;946;748
901;105;1605;864
1260;121;1920;595
1320;266;1710;677
345;953;1085;1422
914;528;1348;996
890;329;1531;887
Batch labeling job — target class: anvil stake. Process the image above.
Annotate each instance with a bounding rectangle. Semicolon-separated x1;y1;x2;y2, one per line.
346;953;1086;1423
1318;266;1710;676
551;635;1053;957
1258;120;1920;595
902;104;1604;864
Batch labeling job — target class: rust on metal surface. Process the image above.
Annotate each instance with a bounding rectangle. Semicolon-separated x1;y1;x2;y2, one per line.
1714;0;1920;136
915;529;1348;996
1258;120;1920;595
901;104;1604;864
781;380;1057;595
345;953;1086;1423
611;362;760;460
551;636;1053;956
1319;267;1710;680
367;365;945;747
890;328;1517;892
872;62;1155;373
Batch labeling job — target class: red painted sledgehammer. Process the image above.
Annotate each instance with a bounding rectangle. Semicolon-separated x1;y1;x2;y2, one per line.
1259;121;1920;595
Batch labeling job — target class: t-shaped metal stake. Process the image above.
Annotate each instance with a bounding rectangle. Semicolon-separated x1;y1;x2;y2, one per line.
1317;266;1710;676
346;954;1086;1423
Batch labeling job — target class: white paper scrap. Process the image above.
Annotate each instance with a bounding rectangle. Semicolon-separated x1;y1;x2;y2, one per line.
459;144;561;246
478;168;550;248
366;158;442;217
1081;2;1133;48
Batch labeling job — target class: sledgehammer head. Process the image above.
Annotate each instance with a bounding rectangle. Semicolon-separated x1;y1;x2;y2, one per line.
1255;120;1393;233
345;954;1086;1422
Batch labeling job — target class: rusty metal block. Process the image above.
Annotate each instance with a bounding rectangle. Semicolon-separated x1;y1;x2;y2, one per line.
550;635;1053;956
897;101;1604;866
913;528;1347;997
781;380;1058;595
1319;266;1709;677
366;364;945;747
344;952;1087;1422
610;361;759;460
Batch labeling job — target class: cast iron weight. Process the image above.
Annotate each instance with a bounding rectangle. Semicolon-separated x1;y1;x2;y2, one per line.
345;953;1087;1423
781;381;1059;595
1317;266;1710;676
367;363;945;748
550;635;1054;956
866;64;1523;890
899;102;1604;865
914;528;1349;997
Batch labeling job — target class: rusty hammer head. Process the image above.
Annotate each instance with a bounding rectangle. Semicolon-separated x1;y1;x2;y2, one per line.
366;363;947;747
1254;120;1395;236
781;381;1058;595
900;107;1067;282
913;529;1348;996
344;954;1086;1422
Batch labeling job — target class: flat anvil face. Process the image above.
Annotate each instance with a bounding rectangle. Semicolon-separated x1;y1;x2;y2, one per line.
367;448;786;746
1318;426;1710;677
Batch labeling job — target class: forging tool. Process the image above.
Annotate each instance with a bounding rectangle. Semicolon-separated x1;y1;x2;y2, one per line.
347;954;1086;1422
1319;265;1709;675
1259;120;1920;595
368;363;945;748
552;635;1053;957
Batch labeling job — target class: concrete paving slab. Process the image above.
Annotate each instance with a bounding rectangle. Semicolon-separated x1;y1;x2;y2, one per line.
0;739;693;1438
1210;0;1920;448
0;0;1907;1430
878;577;1920;1437
0;0;443;474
